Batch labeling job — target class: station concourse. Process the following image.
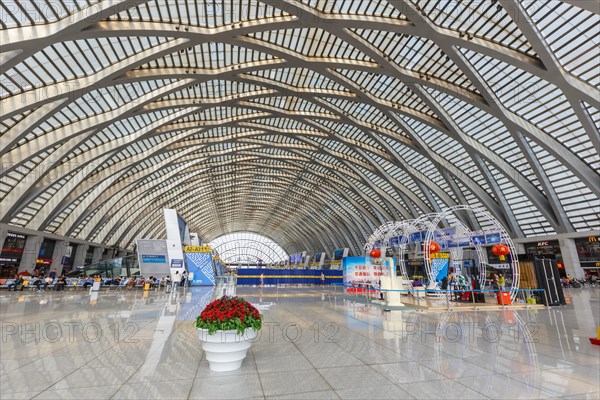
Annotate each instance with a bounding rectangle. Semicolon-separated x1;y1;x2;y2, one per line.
0;1;599;399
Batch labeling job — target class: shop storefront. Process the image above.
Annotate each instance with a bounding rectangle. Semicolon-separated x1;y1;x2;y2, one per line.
35;239;56;276
523;240;566;277
0;232;27;278
576;236;600;278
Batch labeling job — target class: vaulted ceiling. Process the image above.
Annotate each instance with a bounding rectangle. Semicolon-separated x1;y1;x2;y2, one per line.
1;0;599;256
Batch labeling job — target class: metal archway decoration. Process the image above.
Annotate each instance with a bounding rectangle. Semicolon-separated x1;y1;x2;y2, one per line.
424;205;520;302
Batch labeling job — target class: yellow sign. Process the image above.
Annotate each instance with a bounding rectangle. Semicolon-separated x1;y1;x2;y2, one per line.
430;252;450;259
184;245;212;253
330;261;342;266
589;236;598;242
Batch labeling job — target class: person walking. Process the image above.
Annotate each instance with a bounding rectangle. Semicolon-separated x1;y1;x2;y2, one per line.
171;271;181;293
181;271;188;287
497;273;506;292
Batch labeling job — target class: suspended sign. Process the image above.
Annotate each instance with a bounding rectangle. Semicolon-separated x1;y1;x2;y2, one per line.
184;245;212;253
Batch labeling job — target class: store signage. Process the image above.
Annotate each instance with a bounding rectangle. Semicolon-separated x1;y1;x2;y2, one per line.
141;254;167;263
430;252;450;259
184;245;212;253
490;263;510;269
537;241;550;247
35;258;53;265
580;261;600;268
588;236;598;242
7;232;26;239
0;257;18;263
170;259;184;268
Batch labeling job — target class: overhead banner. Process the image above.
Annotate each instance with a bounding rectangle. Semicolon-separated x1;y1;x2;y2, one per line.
185;252;215;286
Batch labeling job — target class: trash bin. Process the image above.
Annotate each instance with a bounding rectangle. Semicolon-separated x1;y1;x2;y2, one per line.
144;282;150;291
496;292;511;305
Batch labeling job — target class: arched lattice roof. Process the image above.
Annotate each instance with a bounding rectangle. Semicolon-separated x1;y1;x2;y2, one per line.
1;1;599;256
209;232;287;264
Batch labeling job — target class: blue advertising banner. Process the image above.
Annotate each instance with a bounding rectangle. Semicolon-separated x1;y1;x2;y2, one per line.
472;235;486;245
170;259;183;268
409;232;422;243
485;232;501;244
431;258;449;282
142;255;167;263
342;256;394;289
185;252;215;286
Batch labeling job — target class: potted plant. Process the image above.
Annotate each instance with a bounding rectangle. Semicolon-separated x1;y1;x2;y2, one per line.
195;296;263;371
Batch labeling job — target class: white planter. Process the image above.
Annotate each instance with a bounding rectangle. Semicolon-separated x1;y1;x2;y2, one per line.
197;328;258;372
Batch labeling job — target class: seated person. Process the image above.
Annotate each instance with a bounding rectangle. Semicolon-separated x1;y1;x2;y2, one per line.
43;276;54;290
54;276;67;291
412;278;423;287
82;277;93;289
440;276;449;290
7;276;24;291
126;277;136;289
33;277;44;291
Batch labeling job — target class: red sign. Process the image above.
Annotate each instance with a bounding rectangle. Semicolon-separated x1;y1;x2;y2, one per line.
36;258;53;265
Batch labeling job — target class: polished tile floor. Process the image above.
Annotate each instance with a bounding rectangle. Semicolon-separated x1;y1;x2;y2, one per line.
0;286;598;399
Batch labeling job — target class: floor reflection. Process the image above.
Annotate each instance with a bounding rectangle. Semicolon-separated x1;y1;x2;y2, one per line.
0;286;598;399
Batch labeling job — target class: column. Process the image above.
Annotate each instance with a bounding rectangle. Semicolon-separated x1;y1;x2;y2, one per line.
91;247;103;264
101;248;112;260
558;238;584;279
117;250;127;257
0;224;8;249
51;241;69;276
72;244;89;268
18;235;44;273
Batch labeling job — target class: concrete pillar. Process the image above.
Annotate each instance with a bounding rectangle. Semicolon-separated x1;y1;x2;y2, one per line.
72;244;89;268
117;250;127;257
91;247;103;264
51;241;69;276
101;248;112;260
0;224;8;249
558;238;584;279
18;235;44;273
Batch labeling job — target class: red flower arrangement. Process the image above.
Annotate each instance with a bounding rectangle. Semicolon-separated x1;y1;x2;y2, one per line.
195;296;263;335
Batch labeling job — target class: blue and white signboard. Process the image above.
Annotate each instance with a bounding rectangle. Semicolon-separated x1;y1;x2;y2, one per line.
342;256;394;290
431;258;449;282
472;235;486;245
170;259;183;268
485;232;501;244
142;255;167;263
184;252;215;286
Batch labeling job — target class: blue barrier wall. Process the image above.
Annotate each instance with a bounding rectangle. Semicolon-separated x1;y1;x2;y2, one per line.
236;269;343;285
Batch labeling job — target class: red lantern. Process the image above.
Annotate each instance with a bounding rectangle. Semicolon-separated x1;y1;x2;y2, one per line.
492;244;510;261
426;241;441;254
369;249;381;258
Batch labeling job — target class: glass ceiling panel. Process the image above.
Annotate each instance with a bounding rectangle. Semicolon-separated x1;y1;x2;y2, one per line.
300;0;405;18
1;37;173;97
410;0;535;56
351;29;477;91
108;0;290;28
244;67;351;91
1;0;101;28
141;42;278;70
1;0;598;251
247;28;374;61
523;0;599;86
